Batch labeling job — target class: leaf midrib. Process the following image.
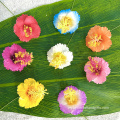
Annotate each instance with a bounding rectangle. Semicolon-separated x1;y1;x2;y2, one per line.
0;74;120;88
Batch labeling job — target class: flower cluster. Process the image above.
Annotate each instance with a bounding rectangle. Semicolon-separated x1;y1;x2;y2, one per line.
1;7;112;116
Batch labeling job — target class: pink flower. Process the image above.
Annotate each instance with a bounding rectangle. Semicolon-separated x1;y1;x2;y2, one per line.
2;44;33;71
84;56;110;84
14;14;41;42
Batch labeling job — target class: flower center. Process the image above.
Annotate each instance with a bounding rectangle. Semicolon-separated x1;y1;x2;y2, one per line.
24;25;32;37
64;87;78;105
57;16;73;33
87;56;101;75
27;85;48;100
49;52;66;69
88;34;102;47
14;51;33;65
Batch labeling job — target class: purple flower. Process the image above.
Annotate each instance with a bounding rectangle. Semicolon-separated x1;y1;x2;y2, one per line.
57;86;87;115
2;44;33;71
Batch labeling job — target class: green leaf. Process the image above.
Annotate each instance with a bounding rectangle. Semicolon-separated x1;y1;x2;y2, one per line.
0;0;120;118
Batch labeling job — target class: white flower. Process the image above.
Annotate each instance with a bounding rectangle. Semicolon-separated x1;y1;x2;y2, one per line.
47;43;73;69
53;9;80;34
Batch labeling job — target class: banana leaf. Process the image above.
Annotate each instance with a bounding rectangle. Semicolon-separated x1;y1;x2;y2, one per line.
0;0;120;118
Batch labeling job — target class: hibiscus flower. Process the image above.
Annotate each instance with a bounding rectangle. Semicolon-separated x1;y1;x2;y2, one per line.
14;14;41;42
86;25;112;52
84;56;111;84
2;44;33;71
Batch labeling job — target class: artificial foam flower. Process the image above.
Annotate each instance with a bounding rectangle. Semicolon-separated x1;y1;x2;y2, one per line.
47;43;73;69
17;78;48;109
86;25;112;52
2;44;33;71
53;9;80;34
84;56;111;84
58;86;87;115
14;14;41;42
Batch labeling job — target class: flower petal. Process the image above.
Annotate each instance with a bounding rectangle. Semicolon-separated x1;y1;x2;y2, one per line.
30;24;41;38
59;104;71;114
86;73;97;82
71;107;84;115
16;14;28;27
93;75;106;84
24;16;38;25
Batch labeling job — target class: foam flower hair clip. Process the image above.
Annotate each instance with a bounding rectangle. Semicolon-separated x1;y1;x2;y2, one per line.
17;78;48;109
86;25;112;52
2;44;33;71
84;56;111;84
47;43;73;69
14;14;41;42
58;86;87;115
53;9;80;34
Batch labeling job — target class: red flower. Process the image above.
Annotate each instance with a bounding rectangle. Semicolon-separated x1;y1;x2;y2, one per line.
14;14;41;42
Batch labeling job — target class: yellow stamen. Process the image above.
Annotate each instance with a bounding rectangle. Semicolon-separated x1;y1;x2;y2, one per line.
24;25;32;37
88;66;95;73
96;73;99;75
87;57;100;75
49;52;66;69
28;88;48;99
14;52;33;65
57;16;73;34
64;87;78;105
88;34;102;47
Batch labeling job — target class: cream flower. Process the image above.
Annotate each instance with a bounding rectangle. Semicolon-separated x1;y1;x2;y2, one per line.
47;43;73;69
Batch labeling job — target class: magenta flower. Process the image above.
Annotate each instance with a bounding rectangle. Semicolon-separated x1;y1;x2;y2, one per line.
14;14;41;42
57;86;87;115
84;56;111;84
2;44;33;71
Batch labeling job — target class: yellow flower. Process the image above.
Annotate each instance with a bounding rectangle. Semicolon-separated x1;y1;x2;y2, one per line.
17;78;48;109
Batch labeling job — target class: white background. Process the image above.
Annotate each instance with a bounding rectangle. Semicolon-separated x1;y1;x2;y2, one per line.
0;0;120;120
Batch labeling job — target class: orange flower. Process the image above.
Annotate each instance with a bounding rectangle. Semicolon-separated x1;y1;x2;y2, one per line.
86;25;112;52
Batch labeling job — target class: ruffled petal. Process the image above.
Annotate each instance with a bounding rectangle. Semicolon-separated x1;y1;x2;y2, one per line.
93;74;106;84
30;24;41;38
16;14;28;27
86;73;97;82
24;16;38;25
59;104;71;114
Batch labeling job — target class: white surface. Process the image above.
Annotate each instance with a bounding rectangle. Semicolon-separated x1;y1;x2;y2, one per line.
0;0;61;22
0;111;120;120
0;0;120;120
